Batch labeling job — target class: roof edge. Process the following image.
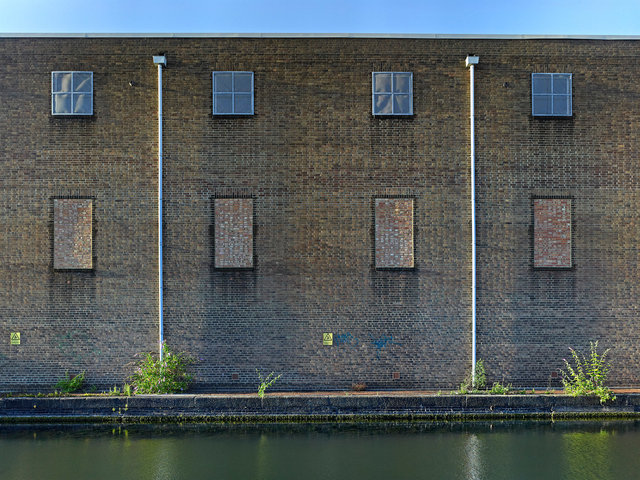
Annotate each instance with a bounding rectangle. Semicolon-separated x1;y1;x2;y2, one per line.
0;33;639;40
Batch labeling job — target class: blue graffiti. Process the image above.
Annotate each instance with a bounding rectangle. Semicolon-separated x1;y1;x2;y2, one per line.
370;335;401;359
333;332;401;360
334;332;360;347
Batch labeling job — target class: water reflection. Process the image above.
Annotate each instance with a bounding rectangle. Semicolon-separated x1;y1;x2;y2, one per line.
1;421;640;480
465;433;481;480
256;433;269;480
563;429;613;480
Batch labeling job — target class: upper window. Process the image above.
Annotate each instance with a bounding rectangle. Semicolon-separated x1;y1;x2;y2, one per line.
51;72;93;115
372;72;413;116
212;71;254;115
532;73;572;116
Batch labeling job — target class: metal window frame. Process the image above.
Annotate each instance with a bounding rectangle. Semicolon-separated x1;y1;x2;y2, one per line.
51;71;93;116
372;72;413;116
212;71;254;115
531;73;572;117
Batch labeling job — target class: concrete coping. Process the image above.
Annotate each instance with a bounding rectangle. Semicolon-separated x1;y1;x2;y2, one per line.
2;392;640;423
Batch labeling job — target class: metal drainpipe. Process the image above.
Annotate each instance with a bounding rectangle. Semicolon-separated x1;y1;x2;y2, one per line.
465;55;479;386
153;55;166;360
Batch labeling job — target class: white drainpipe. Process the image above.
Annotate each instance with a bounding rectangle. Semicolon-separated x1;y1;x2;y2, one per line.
465;55;479;386
153;55;166;360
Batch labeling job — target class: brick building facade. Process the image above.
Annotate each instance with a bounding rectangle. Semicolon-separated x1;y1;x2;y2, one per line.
1;35;639;392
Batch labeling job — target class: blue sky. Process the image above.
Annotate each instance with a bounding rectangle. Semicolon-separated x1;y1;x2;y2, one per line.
1;0;638;34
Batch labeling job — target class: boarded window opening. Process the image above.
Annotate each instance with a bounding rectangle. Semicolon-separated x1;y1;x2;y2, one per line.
54;199;93;270
533;198;571;268
214;198;254;268
375;198;414;269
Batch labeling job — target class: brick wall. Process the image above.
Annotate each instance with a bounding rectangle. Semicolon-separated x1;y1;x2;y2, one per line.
474;39;640;387
0;37;639;392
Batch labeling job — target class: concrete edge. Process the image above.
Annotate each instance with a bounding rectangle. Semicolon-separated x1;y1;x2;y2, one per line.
2;393;639;423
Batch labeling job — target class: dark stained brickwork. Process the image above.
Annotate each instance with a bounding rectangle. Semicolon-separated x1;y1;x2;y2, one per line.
533;198;571;268
214;198;254;269
53;198;93;270
375;198;414;269
0;37;639;392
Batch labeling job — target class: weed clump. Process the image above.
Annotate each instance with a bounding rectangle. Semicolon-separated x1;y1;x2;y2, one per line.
131;342;195;394
561;341;616;404
54;371;85;394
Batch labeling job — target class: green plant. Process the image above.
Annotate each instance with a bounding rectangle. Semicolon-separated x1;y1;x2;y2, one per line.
257;369;281;399
130;342;195;394
123;383;132;396
474;360;487;389
54;371;85;394
561;341;616;404
490;381;511;395
458;360;486;393
107;385;121;396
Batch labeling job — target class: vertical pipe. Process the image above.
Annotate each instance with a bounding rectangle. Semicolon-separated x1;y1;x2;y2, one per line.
158;62;163;361
153;56;166;361
470;62;476;387
466;55;478;387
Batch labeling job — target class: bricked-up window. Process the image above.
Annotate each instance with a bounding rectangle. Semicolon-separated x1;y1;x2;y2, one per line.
212;72;254;115
533;198;572;268
214;198;254;268
375;198;414;268
51;72;93;115
532;73;572;116
53;199;93;270
372;72;413;115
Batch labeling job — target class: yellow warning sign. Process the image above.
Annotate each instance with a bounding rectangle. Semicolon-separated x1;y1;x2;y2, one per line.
10;332;20;345
323;333;333;346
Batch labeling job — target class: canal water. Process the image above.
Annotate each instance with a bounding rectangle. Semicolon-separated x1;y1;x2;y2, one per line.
1;420;640;479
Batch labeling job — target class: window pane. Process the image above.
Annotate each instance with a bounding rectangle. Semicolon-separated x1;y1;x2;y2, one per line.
53;93;71;113
214;94;233;113
73;94;92;114
374;94;392;114
553;74;570;94
533;74;551;94
374;73;391;93
394;94;411;114
553;95;569;115
73;73;92;93
214;73;233;92
233;73;252;93
53;72;72;92
533;95;552;115
393;73;411;93
234;94;252;114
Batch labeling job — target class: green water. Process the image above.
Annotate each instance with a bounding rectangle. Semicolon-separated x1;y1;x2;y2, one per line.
1;421;640;479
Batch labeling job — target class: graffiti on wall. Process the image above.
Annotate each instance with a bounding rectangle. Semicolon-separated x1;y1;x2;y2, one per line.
333;332;401;359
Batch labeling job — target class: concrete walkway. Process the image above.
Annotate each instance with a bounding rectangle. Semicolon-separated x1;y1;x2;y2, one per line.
2;392;640;423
